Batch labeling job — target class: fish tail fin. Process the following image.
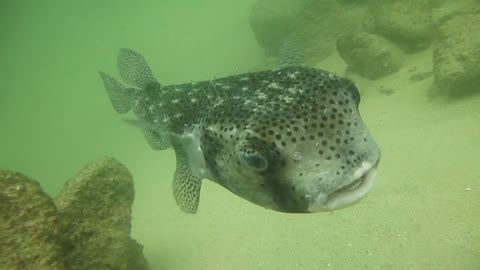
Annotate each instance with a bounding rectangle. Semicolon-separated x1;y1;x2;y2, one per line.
99;71;133;113
117;48;159;90
99;48;158;113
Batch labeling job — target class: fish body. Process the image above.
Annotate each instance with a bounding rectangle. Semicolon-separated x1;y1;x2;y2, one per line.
100;48;381;214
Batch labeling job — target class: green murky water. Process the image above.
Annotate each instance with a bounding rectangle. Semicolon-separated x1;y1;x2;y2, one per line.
1;0;479;269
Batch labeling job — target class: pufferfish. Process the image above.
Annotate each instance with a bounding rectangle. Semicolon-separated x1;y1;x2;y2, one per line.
99;48;381;214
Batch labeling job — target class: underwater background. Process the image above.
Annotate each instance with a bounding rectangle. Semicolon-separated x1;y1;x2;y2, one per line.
1;0;479;269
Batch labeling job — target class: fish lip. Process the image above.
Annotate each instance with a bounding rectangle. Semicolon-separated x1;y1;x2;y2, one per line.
308;159;379;212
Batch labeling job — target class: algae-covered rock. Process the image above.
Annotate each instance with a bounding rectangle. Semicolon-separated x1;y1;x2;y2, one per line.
0;171;66;270
127;239;150;270
366;0;435;51
250;0;361;64
336;32;402;79
249;0;305;57
55;157;145;270
433;13;480;96
432;0;480;25
0;158;149;270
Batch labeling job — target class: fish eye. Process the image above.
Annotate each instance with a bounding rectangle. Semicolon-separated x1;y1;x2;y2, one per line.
238;152;268;171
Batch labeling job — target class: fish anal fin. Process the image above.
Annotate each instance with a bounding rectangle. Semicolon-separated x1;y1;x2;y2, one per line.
173;153;202;214
144;129;170;150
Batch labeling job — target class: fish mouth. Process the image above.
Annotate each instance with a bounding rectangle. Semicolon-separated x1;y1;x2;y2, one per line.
308;159;379;212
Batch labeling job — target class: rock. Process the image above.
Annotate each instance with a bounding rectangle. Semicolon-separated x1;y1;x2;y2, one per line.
0;158;149;270
433;12;480;96
249;0;305;57
250;0;362;64
55;157;143;270
432;0;480;25
336;32;402;79
0;171;66;270
127;239;150;270
366;0;435;51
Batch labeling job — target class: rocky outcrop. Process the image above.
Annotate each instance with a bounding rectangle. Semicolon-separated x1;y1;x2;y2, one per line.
249;0;305;58
0;171;66;270
433;12;480;95
336;32;402;79
55;157;141;270
364;0;435;52
127;239;151;270
250;0;362;64
0;157;149;270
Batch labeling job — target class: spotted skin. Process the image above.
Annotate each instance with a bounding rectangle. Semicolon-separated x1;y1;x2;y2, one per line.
99;48;381;214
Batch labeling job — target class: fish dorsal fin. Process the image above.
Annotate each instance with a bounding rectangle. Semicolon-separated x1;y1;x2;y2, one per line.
144;129;171;150
172;151;202;214
117;48;158;89
278;33;305;68
98;72;132;114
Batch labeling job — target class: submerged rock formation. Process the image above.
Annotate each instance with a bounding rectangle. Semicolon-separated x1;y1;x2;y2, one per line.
250;0;362;65
0;171;66;270
364;0;435;52
55;157;146;270
433;12;480;95
336;32;403;79
0;157;149;270
250;0;480;93
249;0;304;58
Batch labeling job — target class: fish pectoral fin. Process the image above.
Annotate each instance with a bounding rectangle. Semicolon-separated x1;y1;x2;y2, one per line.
123;120;170;150
144;129;170;150
173;154;202;214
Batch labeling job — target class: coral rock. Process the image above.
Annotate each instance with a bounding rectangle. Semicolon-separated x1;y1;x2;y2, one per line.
55;157;137;270
433;12;480;96
366;0;435;51
0;171;65;270
337;32;402;79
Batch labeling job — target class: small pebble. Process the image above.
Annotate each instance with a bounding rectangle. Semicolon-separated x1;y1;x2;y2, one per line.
292;151;303;162
378;87;394;96
410;71;433;82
